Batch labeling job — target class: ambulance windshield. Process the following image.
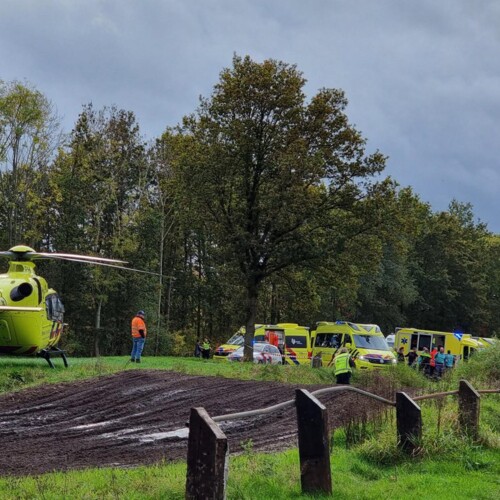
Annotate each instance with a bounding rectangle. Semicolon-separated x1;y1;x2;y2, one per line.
353;335;390;351
227;333;244;346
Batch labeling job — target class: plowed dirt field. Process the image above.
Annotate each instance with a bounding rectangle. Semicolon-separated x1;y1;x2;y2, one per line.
0;370;384;476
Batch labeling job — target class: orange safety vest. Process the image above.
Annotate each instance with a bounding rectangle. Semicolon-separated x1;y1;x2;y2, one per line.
430;349;437;367
131;316;147;338
268;332;279;348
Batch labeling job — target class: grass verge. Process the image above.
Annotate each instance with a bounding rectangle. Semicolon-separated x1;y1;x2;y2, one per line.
0;348;498;498
0;355;337;394
0;436;497;499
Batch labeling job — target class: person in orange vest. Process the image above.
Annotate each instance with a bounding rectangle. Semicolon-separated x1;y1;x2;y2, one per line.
131;310;147;363
266;330;279;348
429;345;438;377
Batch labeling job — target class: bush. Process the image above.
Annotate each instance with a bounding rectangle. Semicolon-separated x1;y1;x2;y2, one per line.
167;330;192;357
355;397;499;466
453;341;500;387
353;363;429;400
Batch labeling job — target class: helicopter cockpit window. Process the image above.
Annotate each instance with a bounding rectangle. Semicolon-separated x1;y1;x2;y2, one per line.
46;294;65;322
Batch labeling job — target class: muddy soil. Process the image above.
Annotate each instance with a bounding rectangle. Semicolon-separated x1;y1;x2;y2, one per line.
0;370;385;476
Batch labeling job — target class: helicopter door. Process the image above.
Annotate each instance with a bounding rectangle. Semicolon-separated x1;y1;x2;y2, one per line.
33;278;43;304
46;294;65;322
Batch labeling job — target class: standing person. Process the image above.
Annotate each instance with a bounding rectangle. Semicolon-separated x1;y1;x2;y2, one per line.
445;350;455;371
429;345;438;377
405;347;418;367
397;347;405;363
333;347;355;385
418;347;431;374
201;338;211;359
130;310;147;363
266;330;279;349
194;340;202;358
434;346;446;378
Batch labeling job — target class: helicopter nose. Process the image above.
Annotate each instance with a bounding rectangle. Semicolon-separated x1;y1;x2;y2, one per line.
10;282;33;302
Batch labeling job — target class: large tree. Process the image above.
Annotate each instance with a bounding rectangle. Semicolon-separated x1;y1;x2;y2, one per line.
483;235;500;337
49;104;149;355
0;80;62;246
173;55;388;360
403;200;490;333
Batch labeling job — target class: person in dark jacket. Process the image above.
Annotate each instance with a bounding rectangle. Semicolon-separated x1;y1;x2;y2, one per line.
194;340;202;358
397;347;405;363
405;347;418;367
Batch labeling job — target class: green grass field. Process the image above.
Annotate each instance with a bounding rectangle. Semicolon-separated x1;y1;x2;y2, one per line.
0;350;498;499
0;445;498;500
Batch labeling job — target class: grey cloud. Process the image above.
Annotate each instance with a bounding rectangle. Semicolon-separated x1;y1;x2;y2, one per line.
1;0;499;231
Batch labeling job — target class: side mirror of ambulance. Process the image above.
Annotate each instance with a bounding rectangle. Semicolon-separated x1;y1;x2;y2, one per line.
345;343;352;349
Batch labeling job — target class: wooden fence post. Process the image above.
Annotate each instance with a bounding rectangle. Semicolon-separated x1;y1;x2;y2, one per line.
186;407;228;500
396;392;422;453
458;380;481;440
295;389;332;495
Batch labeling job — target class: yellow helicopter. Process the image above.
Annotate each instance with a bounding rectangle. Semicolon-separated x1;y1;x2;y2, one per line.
0;245;131;368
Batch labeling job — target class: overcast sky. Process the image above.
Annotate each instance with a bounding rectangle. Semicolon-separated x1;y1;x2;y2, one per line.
1;0;499;232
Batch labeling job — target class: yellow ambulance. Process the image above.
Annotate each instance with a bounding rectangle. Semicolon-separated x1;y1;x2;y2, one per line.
472;336;497;348
311;321;397;369
394;328;480;360
213;323;312;365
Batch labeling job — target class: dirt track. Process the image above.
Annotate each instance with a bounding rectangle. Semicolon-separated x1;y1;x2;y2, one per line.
0;370;384;476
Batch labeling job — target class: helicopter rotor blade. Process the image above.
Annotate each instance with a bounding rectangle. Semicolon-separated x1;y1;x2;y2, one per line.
48;256;165;277
0;251;18;258
34;253;128;264
0;247;165;277
0;249;128;264
0;306;44;312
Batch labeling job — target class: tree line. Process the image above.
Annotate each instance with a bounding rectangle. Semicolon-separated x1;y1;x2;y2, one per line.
1;56;498;358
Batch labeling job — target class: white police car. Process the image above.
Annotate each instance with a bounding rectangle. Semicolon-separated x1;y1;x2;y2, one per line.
227;342;282;364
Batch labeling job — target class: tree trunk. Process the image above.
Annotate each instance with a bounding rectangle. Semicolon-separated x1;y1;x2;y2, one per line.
165;277;173;348
270;282;278;324
243;277;258;362
155;206;165;356
94;299;102;357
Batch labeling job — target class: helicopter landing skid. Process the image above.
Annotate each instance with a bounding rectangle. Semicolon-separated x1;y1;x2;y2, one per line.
37;347;69;369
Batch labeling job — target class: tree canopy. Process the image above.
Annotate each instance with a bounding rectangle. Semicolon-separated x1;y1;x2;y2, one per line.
172;56;391;359
0;60;498;359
